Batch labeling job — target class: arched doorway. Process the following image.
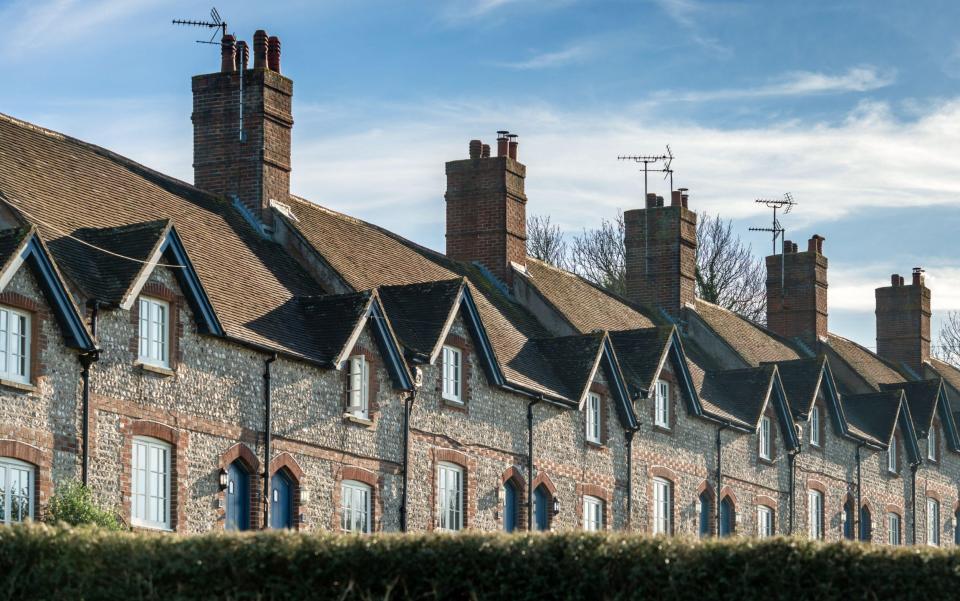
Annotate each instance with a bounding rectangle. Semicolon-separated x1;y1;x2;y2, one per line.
270;470;294;529
533;485;550;531
843;499;854;540
719;496;735;537
859;505;872;542
698;490;712;538
503;480;519;532
225;460;250;531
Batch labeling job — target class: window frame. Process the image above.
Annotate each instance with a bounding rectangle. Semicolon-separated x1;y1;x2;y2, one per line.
137;296;170;369
654;380;670;429
582;495;603;532
927;498;940;546
807;489;823;540
927;427;937;462
809;405;821;447
441;345;462;404
346;355;370;419
340;479;372;534
586;392;601;444
131;436;172;530
758;416;772;460
0;457;33;524
652;477;672;535
757;504;774;538
887;512;901;546
437;462;464;531
887;435;898;474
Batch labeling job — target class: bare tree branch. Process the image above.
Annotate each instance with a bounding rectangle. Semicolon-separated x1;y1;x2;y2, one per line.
526;214;568;269
935;311;960;365
695;213;767;323
569;211;626;296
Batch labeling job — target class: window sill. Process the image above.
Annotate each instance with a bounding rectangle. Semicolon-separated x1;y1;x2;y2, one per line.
441;397;467;411
758;456;774;466
586;440;605;449
441;395;464;406
131;523;174;533
0;378;36;393
343;413;373;427
135;361;175;377
652;425;672;435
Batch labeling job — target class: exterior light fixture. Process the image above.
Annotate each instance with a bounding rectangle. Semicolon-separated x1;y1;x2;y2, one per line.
552;498;561;516
218;468;229;491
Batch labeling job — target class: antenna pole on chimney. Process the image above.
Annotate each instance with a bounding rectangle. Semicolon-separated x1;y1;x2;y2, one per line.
172;7;228;45
618;152;670;278
749;193;798;297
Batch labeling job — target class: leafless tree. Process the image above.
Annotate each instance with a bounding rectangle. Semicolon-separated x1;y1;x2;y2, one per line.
695;214;767;323
935;311;960;365
569;211;627;295
531;209;766;322
526;215;568;268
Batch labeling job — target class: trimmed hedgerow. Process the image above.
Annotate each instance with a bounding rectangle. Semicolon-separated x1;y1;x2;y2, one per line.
2;525;960;601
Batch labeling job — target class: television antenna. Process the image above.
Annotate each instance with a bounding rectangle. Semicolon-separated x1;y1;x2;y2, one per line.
172;7;228;45
661;145;675;194
749;192;797;295
618;150;670;278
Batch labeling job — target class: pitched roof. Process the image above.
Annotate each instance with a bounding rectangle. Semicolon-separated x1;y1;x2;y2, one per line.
690;299;801;365
879;380;943;437
0;113;327;362
533;333;605;402
378;279;463;361
822;333;905;391
298;292;374;365
842;391;903;447
769;356;826;417
518;258;655;333
609;326;675;393
698;364;777;428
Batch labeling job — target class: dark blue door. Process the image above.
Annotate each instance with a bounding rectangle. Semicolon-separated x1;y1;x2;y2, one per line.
719;497;733;537
225;461;249;531
534;486;549;531
503;481;518;532
699;491;712;537
270;471;293;529
859;506;871;541
843;501;854;539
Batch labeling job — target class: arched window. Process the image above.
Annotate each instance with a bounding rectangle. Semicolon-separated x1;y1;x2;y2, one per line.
859;505;872;542
719;496;735;537
842;499;855;540
225;460;250;531
698;490;712;538
340;480;371;534
0;457;33;525
503;480;519;533
270;470;295;529
533;485;551;531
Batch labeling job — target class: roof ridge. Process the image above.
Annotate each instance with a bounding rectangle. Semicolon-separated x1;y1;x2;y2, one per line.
525;256;651;315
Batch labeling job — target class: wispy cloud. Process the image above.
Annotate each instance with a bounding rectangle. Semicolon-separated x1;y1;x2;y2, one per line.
653;0;732;57
650;66;896;103
494;44;589;70
439;0;569;24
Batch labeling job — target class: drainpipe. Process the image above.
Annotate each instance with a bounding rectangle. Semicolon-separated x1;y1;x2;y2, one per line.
80;300;102;487
262;353;277;529
715;424;726;536
400;385;418;532
527;395;542;531
625;425;639;530
788;449;799;535
855;441;864;541
910;461;919;545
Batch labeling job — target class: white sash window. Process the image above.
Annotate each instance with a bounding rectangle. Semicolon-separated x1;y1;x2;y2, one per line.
132;436;172;530
0;307;29;383
138;297;169;368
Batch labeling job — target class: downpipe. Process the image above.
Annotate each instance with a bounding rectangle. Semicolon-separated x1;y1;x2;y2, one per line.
263;353;277;528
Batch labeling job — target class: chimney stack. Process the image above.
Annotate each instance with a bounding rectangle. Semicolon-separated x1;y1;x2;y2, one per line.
765;235;828;346
445;133;527;285
623;191;697;317
876;267;931;374
193;30;293;231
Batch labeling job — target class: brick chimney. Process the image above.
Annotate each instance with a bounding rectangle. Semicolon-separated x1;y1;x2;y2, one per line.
765;235;828;346
192;31;293;232
623;190;696;317
445;132;527;284
876;268;931;374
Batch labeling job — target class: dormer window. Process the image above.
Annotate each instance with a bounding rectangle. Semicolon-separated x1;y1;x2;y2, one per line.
888;436;898;473
441;345;462;403
759;416;772;460
654;380;670;429
138;297;169;368
586;392;601;444
927;427;938;462
0;306;30;383
809;405;821;447
346;355;369;419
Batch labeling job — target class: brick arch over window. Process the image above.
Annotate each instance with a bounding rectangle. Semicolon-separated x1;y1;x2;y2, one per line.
0;439;50;520
269;452;305;530
130;281;184;370
0;291;46;383
532;472;557;497
696;480;715;498
885;503;903;516
577;482;613;530
926;489;943;503
123;420;187;532
218;443;261;530
431;448;476;530
719;486;738;507
333;465;381;532
805;478;827;494
648;466;677;535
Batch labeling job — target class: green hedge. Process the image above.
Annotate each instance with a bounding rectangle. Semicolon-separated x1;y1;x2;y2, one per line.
2;525;960;601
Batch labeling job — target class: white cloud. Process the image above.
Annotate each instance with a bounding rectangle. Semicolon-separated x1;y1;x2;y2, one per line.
494;44;589;70
438;0;571;24
652;0;732;57
651;66;896;103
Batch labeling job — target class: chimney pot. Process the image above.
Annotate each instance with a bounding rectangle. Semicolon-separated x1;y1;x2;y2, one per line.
469;139;482;159
807;234;824;254
508;140;518;160
267;36;281;72
783;240;794;254
220;35;236;72
496;131;509;157
236;41;250;70
913;267;924;287
891;274;901;287
646;193;657;209
253;30;268;69
671;190;682;206
481;143;491;158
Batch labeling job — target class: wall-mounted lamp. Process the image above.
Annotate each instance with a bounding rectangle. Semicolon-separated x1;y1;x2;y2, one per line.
552;498;561;516
300;488;311;504
218;468;229;491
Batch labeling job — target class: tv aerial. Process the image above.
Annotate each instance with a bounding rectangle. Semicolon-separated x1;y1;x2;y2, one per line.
617;150;669;201
749;193;797;295
661;145;675;193
618;147;673;278
172;7;228;45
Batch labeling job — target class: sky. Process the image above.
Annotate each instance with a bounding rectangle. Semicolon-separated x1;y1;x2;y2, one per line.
3;0;960;349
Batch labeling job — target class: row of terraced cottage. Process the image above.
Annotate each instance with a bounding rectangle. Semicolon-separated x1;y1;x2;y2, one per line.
0;30;957;545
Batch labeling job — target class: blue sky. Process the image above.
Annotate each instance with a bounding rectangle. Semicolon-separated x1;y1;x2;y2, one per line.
4;0;960;349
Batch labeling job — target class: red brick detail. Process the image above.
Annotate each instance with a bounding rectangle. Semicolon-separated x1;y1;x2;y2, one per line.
577;482;614;530
649;465;678;482
332;465;382;532
696;480;715;498
720;486;738;507
437;334;472;407
342;345;381;420
500;466;526;489
624;205;697;317
431;448;476;530
217;443;261;531
806;478;827;494
875;271;930;374
130;282;184;370
765;236;829;346
0;291;49;382
532;472;557;496
269;453;304;531
756;494;778;509
885;504;903;516
445;153;527;284
0;439;50;520
122;419;188;532
500;466;529;530
926;489;942;502
647;467;676;534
